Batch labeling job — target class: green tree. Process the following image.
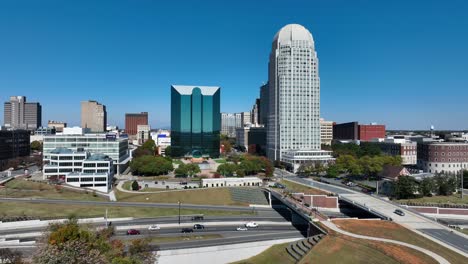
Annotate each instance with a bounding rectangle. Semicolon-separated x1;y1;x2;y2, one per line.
434;173;457;196
140;139;156;152
419;177;434;197
394;176;416;199
31;140;42;151
326;164;340;178
164;146;172;157
175;163;200;177
131;180;139;191
221;140;232;153
217;163;237;176
130;156;173;176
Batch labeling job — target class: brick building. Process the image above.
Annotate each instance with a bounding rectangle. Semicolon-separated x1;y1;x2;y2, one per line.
125;112;148;136
417;142;468;174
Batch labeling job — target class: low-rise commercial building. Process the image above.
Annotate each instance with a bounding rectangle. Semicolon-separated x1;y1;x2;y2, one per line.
333;121;386;142
368;136;417;165
417;142;468;174
48;120;67;132
43;148;113;192
43;132;129;174
202;177;262;188
152;130;171;156
282;149;334;173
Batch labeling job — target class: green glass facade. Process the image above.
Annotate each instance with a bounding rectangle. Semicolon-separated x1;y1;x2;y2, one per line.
171;85;221;158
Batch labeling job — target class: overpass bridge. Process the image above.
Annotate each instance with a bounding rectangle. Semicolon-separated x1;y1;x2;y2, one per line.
284;176;468;257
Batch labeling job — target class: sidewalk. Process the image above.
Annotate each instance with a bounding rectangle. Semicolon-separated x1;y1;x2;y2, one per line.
321;220;450;264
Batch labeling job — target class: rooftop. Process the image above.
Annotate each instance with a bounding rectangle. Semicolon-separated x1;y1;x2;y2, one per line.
86;153;112;161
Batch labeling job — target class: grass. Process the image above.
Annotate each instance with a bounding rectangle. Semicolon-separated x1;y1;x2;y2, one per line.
333;219;467;264
173;160;184;165
3;179;106;201
115;187;247;206
144;234;222;244
302;233;436;264
213;158;227;164
397;195;468;205
0;202;254;219
231;242;295;264
280;179;328;195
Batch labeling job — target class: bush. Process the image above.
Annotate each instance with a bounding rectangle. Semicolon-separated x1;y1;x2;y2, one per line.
131;180;139;191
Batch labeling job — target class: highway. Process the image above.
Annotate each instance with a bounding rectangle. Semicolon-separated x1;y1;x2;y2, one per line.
285;176;468;256
0;197;274;212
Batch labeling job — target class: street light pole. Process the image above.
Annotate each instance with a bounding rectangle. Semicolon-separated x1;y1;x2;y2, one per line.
461;163;464;200
178;201;181;225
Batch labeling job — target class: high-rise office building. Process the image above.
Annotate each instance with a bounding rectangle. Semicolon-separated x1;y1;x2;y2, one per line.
171;85;221;158
125;112;148;135
221;113;237;138
3;96;42;130
266;24;332;171
81;100;107;132
241;112;251;127
251;99;260;125
48;120;67;133
320;118;334;145
259;83;269;126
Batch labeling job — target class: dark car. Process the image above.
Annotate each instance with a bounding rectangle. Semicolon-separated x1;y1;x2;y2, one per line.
126;229;140;235
191;216;204;221
181;228;194;233
193;224;205;230
394;209;405;216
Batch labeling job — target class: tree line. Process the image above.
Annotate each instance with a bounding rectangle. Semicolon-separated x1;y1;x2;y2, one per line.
217;154;273;177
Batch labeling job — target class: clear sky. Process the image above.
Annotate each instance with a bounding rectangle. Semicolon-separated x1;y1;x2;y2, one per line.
1;0;467;130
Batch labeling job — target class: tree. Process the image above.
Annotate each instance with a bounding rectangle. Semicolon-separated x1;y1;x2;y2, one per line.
131;180;139;191
164;146;172;157
217;163;237;176
0;248;23;264
221;140;232;153
175;163;200;177
132;148;153;159
326;164;340;178
34;218;155;264
394;176;417;199
130;156;173;176
140;139;156;152
31;140;42;151
419;177;434;197
434;173;457;196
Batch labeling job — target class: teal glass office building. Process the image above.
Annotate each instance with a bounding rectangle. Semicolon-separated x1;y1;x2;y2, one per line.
171;85;221;158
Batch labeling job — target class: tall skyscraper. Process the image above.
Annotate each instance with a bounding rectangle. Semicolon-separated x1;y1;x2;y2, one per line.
81;100;107;132
221;113;237;138
251;98;260;125
241;112;251;127
3;96;42;130
266;24;332;170
125;112;149;135
259;83;269;126
171;85;221;158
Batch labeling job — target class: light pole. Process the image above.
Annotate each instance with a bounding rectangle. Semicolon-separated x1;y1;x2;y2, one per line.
178;201;181;225
461;163;464;200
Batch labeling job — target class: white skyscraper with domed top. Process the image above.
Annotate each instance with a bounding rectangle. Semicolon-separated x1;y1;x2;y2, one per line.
266;24;333;171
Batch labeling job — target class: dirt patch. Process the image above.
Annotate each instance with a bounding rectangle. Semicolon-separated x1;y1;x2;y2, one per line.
371;242;437;264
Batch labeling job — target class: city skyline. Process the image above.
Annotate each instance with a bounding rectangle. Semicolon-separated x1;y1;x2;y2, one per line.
1;0;467;130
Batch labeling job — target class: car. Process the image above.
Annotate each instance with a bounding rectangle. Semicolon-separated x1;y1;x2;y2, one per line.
148;225;161;231
245;222;258;228
394;209;405;216
126;229;140;235
193;224;205;230
191;216;204;221
181;228;194;233
236;227;248;231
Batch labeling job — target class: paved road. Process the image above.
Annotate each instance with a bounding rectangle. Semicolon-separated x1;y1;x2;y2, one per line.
0;197;274;212
285;176;468;256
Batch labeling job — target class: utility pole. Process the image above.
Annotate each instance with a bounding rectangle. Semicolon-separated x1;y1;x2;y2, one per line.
178;201;181;225
461;163;464;200
105;209;108;227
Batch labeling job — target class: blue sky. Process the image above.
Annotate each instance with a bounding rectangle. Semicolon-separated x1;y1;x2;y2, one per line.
0;0;467;130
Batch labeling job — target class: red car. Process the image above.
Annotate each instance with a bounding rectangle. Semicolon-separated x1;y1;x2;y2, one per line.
126;229;140;235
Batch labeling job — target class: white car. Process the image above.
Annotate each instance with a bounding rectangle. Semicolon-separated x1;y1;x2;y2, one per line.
148;225;161;231
236;227;248;231
245;222;258;228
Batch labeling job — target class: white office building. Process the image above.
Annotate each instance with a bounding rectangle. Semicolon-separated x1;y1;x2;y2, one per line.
202;177;262;188
43;148;113;193
152;130;171;156
43;133;130;174
266;24;332;170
